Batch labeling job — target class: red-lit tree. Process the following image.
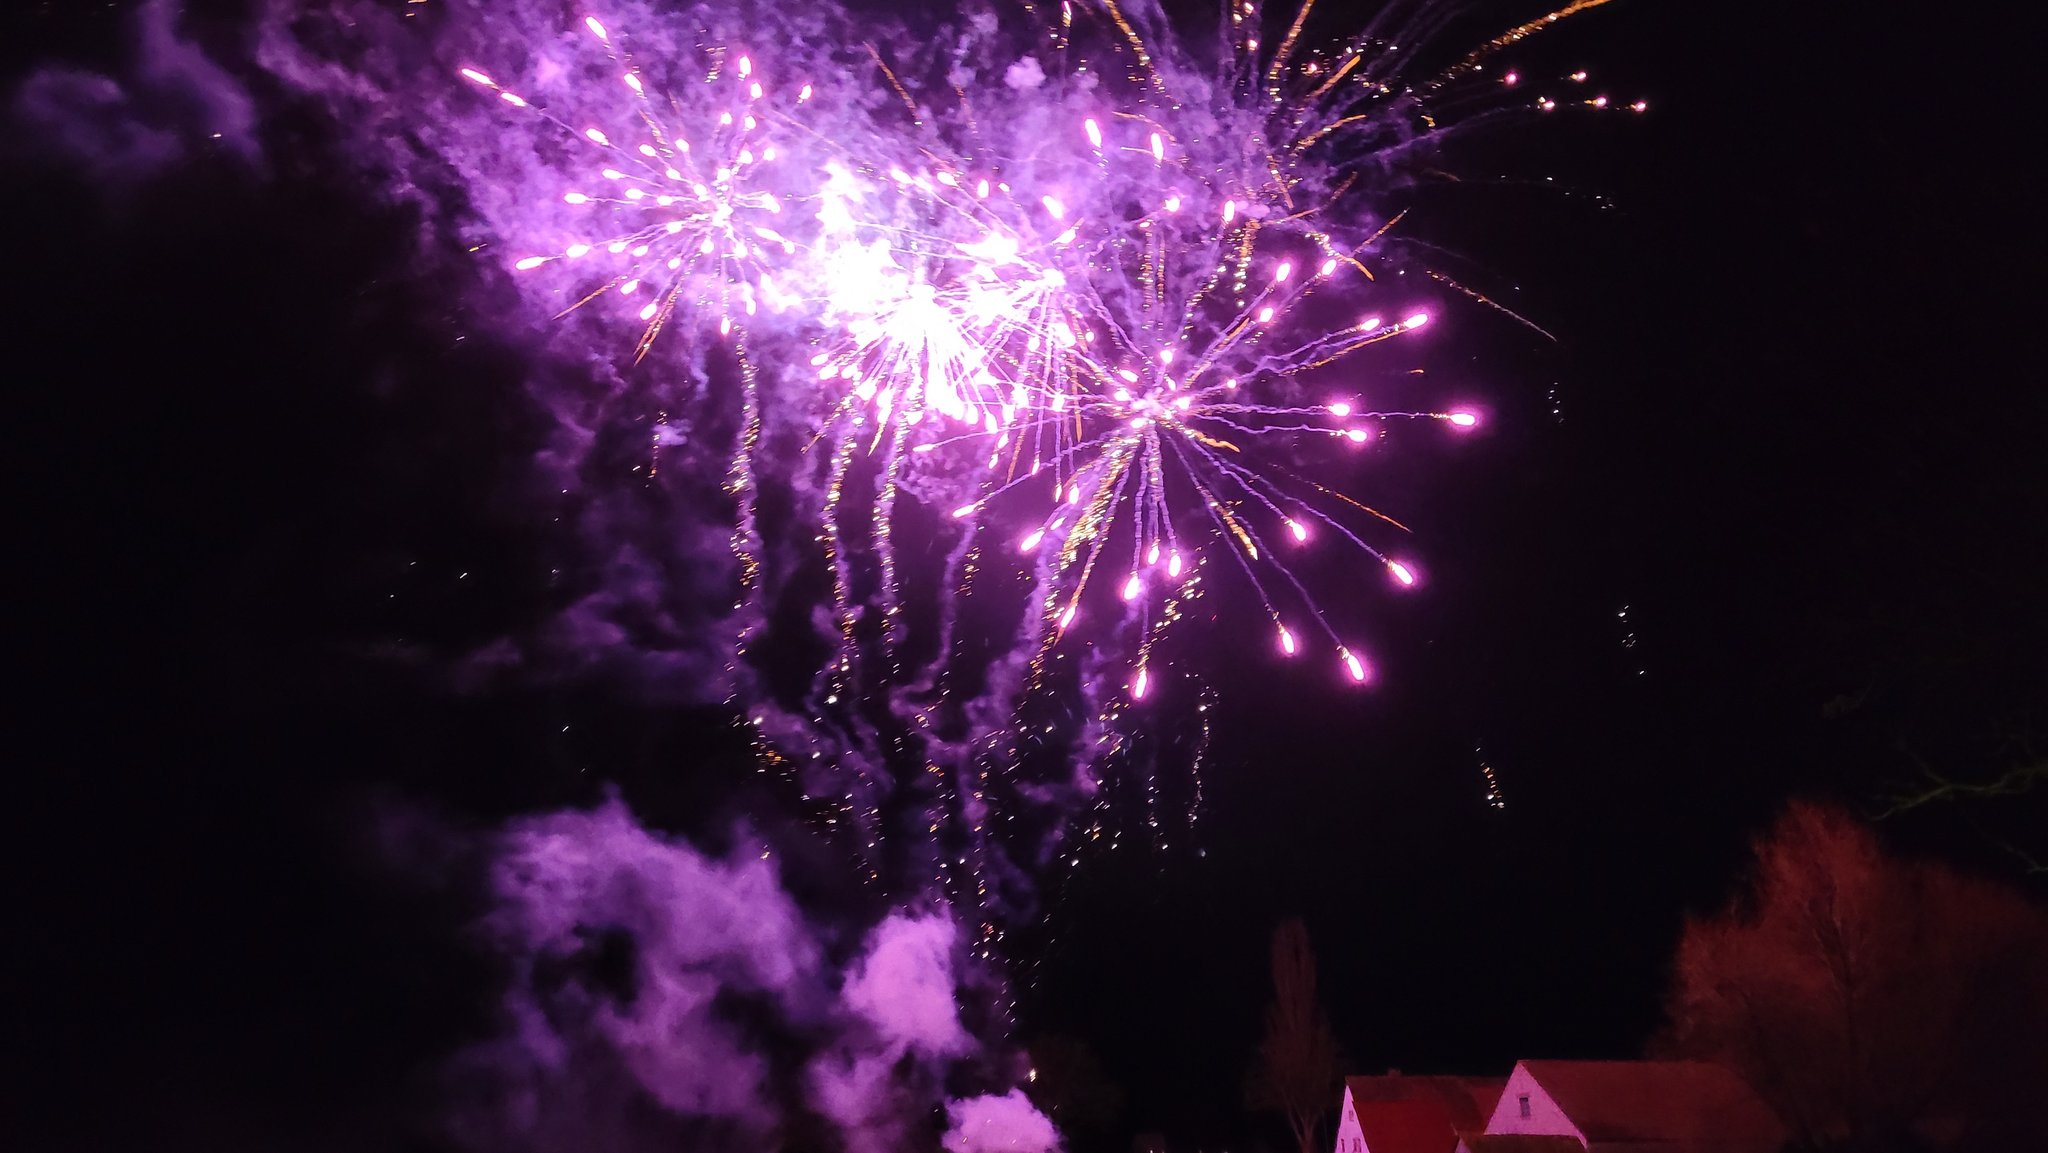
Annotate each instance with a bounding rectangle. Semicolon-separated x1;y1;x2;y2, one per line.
1659;801;2048;1151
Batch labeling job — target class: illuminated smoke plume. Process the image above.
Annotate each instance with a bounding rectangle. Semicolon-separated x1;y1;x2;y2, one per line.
447;796;1056;1152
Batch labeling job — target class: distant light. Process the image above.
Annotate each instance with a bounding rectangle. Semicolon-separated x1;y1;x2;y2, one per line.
1132;666;1150;700
460;68;494;87
1287;520;1308;543
1084;118;1103;149
953;504;978;519
584;15;608;40
1167;551;1184;578
1041;195;1065;219
1278;625;1297;655
1328;402;1352;416
514;256;547;270
1021;529;1046;552
1401;312;1430;329
1448;411;1479;428
1342;649;1369;682
1388;561;1417;587
1123;574;1143;600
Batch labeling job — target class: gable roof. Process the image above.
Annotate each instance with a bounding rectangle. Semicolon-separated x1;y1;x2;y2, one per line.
1347;1075;1506;1135
1515;1061;1783;1146
1346;1075;1509;1153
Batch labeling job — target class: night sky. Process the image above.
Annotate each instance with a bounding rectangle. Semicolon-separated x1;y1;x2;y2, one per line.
5;1;2041;1151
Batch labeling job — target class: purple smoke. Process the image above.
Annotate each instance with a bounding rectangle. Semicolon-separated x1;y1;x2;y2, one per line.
12;1;258;186
945;1090;1065;1153
447;795;1057;1151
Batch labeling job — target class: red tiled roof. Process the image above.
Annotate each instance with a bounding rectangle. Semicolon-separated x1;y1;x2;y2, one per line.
1346;1075;1510;1153
1356;1102;1463;1153
1348;1076;1507;1134
1517;1061;1784;1146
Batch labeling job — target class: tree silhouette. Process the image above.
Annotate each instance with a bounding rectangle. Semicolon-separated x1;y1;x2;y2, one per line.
1247;917;1341;1153
1658;801;2048;1151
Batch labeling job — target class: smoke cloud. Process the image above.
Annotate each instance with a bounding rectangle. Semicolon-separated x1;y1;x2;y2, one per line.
445;795;1058;1152
11;1;259;187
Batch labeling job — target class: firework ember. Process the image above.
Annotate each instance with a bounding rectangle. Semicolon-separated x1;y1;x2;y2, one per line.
463;16;810;357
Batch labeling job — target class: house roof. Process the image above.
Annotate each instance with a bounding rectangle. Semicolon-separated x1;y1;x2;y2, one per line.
1347;1075;1506;1135
1516;1061;1784;1146
1457;1137;1587;1153
1346;1075;1509;1153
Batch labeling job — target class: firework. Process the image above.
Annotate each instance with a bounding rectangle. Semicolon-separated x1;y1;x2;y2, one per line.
461;15;812;358
443;0;1644;919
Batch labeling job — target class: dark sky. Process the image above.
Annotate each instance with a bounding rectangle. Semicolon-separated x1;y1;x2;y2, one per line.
5;1;2041;1151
